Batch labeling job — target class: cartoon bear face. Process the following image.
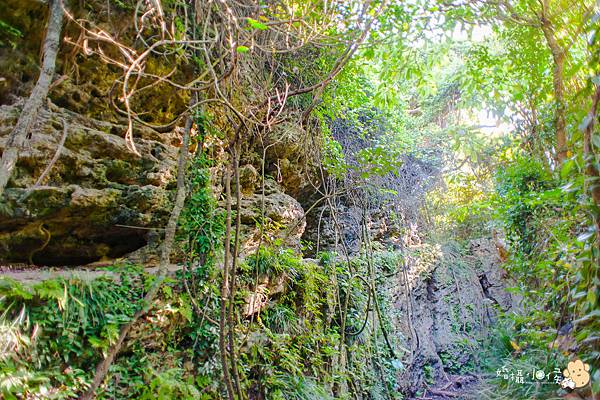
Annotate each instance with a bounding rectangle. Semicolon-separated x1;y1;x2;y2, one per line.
563;359;590;389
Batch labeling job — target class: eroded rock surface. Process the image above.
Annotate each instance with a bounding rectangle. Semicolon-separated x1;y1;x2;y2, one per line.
227;177;306;255
0;103;180;265
392;239;516;396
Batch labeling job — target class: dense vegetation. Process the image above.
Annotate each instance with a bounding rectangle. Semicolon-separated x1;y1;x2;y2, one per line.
0;0;599;399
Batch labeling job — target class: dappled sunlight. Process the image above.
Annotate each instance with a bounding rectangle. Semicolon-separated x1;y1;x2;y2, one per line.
0;0;598;398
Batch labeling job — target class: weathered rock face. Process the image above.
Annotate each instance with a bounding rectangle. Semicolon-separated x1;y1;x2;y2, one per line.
0;102;180;265
245;123;315;199
391;239;516;395
0;0;194;266
226;177;306;255
302;201;401;257
0;0;314;267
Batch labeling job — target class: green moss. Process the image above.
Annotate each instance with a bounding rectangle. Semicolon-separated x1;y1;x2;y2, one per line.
24;187;71;217
105;159;137;184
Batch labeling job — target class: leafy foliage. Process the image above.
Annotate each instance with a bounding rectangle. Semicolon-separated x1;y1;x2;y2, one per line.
3;0;600;398
0;267;145;399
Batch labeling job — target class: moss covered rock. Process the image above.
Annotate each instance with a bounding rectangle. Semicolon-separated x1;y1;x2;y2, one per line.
0;103;180;266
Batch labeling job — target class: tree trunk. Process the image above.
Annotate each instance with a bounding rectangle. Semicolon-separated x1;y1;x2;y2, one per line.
0;0;63;196
540;16;567;164
79;115;192;400
583;84;600;246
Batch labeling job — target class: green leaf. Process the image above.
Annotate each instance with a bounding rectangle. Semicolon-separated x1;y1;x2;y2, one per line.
236;45;250;53
161;285;173;297
0;278;33;300
34;280;65;301
576;231;595;243
579;115;592;132
246;18;268;30
573;291;587;300
587;289;597;306
560;159;576;179
88;336;104;349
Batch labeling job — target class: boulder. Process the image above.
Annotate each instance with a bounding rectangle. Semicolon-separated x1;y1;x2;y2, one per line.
0;103;179;265
224;178;306;255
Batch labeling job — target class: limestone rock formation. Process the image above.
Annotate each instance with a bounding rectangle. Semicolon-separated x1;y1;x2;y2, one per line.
392;239;516;395
227;177;306;255
0;102;180;265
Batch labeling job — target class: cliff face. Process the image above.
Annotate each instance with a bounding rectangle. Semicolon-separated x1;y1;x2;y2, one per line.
0;2;515;398
0;102;179;265
0;96;307;266
391;239;516;394
0;0;183;265
0;0;313;266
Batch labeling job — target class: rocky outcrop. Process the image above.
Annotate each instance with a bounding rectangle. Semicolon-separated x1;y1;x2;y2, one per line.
250;123;314;199
391;239;516;396
0;0;196;266
0;0;313;267
228;176;306;255
0;102;180;265
0;98;308;268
